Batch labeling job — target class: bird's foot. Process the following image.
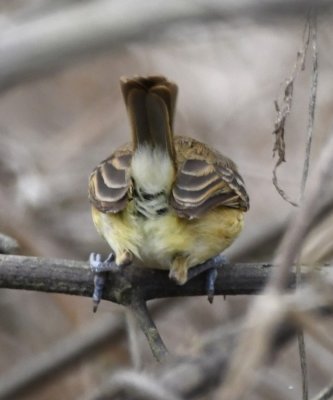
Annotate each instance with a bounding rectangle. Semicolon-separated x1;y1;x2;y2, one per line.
89;252;119;312
188;254;228;304
90;252;118;273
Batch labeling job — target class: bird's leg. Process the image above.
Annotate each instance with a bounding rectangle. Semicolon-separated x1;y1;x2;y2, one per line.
187;254;228;304
89;251;133;312
90;252;118;273
169;256;189;285
89;252;119;312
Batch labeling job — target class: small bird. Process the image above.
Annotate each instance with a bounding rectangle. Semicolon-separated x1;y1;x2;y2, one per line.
89;76;249;309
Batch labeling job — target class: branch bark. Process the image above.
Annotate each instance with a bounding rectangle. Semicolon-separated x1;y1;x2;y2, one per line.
0;254;307;302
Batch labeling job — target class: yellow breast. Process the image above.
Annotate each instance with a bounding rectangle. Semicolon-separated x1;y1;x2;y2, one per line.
91;205;244;270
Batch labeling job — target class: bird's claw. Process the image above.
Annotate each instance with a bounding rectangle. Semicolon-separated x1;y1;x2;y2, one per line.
206;267;218;304
187;253;228;303
89;252;117;273
206;254;228;303
92;273;106;312
89;252;118;313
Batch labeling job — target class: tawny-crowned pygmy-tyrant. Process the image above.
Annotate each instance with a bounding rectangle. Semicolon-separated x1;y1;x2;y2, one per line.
89;76;249;310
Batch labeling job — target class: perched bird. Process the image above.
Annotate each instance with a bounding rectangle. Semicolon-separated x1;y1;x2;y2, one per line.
89;76;249;308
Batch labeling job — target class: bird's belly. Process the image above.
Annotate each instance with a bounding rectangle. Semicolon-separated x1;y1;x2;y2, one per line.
92;206;244;270
136;213;194;269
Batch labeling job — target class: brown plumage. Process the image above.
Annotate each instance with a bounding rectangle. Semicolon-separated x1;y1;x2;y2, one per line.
89;76;249;284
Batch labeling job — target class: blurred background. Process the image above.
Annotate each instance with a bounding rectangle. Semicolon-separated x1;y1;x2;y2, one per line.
0;1;333;399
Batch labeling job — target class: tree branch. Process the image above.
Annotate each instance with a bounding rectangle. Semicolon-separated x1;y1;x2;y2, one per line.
0;254;277;363
129;296;169;362
0;254;310;302
311;380;333;400
1;254;332;363
297;12;318;400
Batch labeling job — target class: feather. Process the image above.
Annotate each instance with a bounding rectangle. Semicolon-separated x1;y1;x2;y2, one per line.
120;76;177;161
170;136;249;218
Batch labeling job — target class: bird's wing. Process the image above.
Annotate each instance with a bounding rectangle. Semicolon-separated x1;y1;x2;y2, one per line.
89;144;133;213
170;136;249;219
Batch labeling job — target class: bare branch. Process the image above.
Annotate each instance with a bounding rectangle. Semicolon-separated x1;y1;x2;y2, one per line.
129;296;169;362
0;254;284;301
0;253;277;365
311;381;333;400
1;254;332;306
0;253;332;365
300;12;319;198
272;17;312;207
291;311;333;355
125;309;143;370
297;12;319;400
298;330;309;400
0;0;331;92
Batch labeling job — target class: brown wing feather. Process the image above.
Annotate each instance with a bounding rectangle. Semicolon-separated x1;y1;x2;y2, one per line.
89;144;133;213
171;136;249;219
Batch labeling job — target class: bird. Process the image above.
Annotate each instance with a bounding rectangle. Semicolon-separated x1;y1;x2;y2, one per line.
88;75;249;309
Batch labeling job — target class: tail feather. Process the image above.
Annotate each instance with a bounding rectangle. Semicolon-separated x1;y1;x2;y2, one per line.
120;76;177;161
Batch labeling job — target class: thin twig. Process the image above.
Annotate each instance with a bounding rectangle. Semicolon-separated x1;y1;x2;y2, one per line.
291;311;333;355
311;381;333;400
125;309;143;370
0;0;330;92
298;332;309;400
297;12;319;400
129;296;169;362
300;13;319;198
272;18;311;207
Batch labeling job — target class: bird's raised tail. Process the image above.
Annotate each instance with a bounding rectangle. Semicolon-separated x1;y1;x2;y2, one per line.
120;76;178;162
